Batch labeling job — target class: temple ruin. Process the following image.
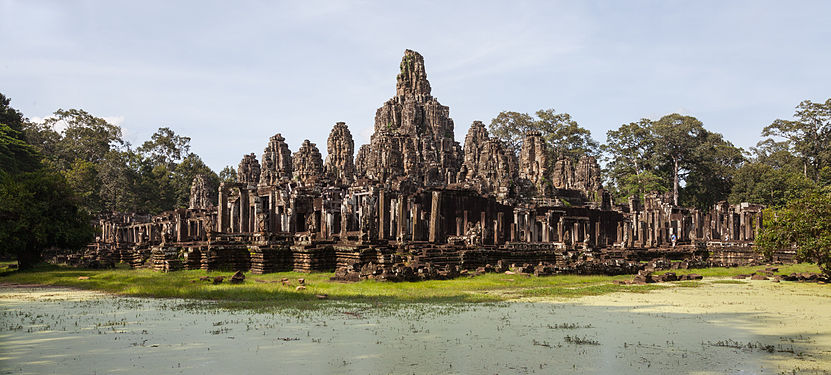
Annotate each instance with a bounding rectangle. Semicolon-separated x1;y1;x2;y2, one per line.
74;50;793;279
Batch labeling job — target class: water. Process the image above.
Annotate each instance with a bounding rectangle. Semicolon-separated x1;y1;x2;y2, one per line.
1;281;829;374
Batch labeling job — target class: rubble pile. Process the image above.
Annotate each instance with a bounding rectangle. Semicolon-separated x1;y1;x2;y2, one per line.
615;270;703;285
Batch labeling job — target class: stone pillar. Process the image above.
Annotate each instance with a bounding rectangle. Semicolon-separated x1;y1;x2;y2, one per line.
176;211;185;242
411;203;421;241
318;209;327;238
572;222;579;247
728;212;736;241
218;185;228;232
513;211;519;241
396;199;405;241
252;199;261;233
480;211;487;242
429;191;442;243
493;219;499;245
496;212;504;245
635;221;646;247
379;190;388;240
237;194;248;233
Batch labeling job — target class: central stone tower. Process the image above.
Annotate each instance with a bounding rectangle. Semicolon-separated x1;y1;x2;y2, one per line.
355;49;462;187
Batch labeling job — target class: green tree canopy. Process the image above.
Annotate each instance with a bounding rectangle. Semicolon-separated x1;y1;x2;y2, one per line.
173;153;219;208
137;127;191;167
25;109;124;170
603;114;743;209
219;165;237;183
488;108;598;164
0;93;40;173
602;119;666;201
651;114;707;206
762;98;831;180
749;138;803;172
729;162;815;207
0;169;95;268
757;191;831;277
680;131;744;209
0;93;26;133
0;93;93;268
21;111;217;215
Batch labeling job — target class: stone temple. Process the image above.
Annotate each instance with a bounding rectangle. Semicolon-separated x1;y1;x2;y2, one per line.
77;50;792;279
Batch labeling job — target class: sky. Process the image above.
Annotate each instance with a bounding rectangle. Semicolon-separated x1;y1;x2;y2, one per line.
2;0;830;171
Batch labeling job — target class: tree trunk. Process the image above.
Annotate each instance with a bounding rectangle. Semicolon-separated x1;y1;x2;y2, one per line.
16;242;41;270
673;157;679;206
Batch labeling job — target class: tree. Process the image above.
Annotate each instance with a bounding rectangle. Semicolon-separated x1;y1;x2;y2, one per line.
605;113;742;209
651;114;707;206
489;108;598;164
0;93;25;133
680;131;744;209
219;165;237;183
749;138;803;172
534;109;599;160
137;127;191;167
0;93;40;173
602;119;666;201
729;162;814;207
0;169;95;268
132;158;177;214
1;123;40;174
173;153;219;208
34;109;124;170
64;159;102;213
97;150;142;213
757;191;831;277
762;98;831;180
729;135;815;207
21;109;124;214
0;94;93;267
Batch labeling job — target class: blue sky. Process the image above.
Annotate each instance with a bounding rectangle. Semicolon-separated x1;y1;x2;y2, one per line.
2;0;829;171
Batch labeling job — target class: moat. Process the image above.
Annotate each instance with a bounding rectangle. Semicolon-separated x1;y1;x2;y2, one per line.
2;281;829;374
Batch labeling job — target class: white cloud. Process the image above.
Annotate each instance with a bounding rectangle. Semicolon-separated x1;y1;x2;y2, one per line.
28;114;125;134
102;116;125;127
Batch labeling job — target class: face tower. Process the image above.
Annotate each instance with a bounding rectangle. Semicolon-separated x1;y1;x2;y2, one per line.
355;49;463;187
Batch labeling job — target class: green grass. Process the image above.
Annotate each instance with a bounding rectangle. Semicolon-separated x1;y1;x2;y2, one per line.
0;260;17;273
669;281;706;288
711;280;748;285
0;262;822;310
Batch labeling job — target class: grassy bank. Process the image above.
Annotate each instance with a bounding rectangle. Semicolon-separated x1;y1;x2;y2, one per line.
0;262;820;310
